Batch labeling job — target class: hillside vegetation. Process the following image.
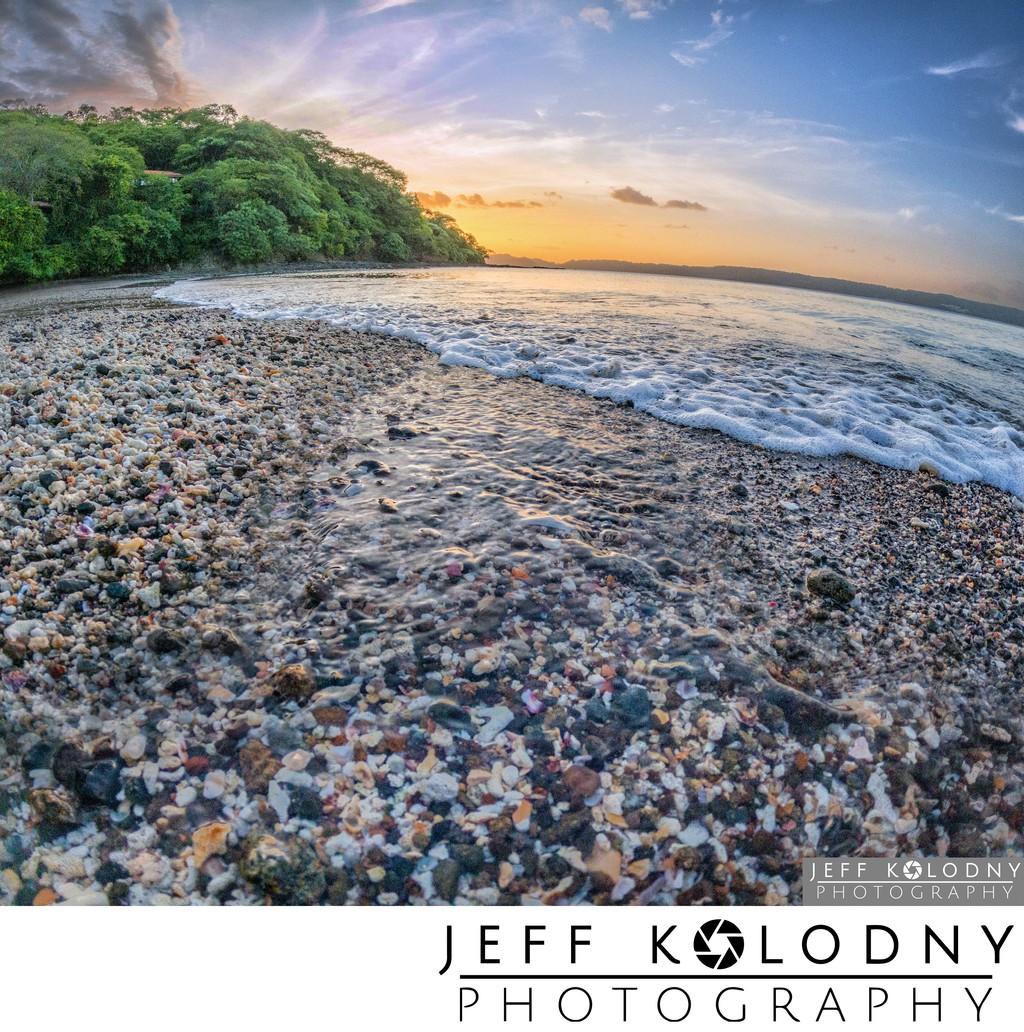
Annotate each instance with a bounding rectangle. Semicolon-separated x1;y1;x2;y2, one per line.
0;103;486;283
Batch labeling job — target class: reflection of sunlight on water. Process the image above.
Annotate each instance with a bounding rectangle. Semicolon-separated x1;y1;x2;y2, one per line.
157;267;1024;497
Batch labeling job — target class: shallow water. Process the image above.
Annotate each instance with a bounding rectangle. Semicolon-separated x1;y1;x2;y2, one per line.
156;267;1024;497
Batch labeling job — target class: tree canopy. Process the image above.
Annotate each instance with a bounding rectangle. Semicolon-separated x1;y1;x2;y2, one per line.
0;102;487;283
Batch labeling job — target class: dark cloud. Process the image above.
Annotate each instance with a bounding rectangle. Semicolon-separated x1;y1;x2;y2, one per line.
414;190;452;208
0;0;192;109
664;198;708;211
611;187;709;210
611;185;657;205
455;193;543;209
544;190;563;199
104;0;189;104
0;0;85;58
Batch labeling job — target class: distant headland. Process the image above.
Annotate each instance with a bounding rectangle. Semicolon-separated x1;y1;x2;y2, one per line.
486;254;1024;330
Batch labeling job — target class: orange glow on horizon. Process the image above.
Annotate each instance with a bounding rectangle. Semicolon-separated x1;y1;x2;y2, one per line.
425;194;992;300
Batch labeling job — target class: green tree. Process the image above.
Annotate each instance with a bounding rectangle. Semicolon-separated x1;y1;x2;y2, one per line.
217;199;289;263
0;114;91;201
79;225;125;275
0;102;487;285
0;190;47;280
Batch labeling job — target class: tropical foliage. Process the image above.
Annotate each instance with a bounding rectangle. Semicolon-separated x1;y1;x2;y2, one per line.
0;103;486;283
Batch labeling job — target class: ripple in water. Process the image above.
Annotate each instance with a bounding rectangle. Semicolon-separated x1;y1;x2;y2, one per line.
156;267;1024;498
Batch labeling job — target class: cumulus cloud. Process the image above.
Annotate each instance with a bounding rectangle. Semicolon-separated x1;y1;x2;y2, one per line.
611;185;658;205
926;50;1011;76
413;190;452;208
664;198;708;211
0;0;192;108
455;193;543;208
616;0;665;19
579;6;613;32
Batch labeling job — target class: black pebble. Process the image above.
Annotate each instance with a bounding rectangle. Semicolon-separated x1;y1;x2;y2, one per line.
96;860;129;885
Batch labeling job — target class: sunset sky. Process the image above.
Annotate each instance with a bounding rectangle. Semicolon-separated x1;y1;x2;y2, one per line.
2;0;1023;305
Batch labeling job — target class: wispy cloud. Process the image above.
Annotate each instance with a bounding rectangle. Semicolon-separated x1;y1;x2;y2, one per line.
358;0;420;16
671;7;734;67
579;6;613;32
926;49;1011;77
691;9;735;51
665;198;708;211
985;204;1024;225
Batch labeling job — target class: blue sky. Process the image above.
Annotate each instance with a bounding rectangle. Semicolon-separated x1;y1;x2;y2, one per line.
2;0;1023;303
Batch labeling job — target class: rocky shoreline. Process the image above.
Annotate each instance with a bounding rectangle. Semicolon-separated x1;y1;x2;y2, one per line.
1;281;1021;905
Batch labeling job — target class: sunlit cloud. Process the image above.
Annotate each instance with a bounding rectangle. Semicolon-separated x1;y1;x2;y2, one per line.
455;193;544;208
414;190;452;208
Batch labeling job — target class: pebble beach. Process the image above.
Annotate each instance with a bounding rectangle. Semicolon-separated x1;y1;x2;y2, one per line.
1;278;1022;906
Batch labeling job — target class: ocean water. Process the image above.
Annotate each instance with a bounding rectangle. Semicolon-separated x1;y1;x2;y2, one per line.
155;267;1024;498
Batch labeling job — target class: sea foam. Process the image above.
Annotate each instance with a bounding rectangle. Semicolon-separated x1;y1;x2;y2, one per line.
155;267;1024;498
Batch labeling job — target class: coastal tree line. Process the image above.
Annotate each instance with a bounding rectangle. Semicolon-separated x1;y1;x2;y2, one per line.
0;102;487;283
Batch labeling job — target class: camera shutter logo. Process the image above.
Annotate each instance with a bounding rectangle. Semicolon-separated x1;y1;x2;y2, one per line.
902;860;923;880
693;919;745;970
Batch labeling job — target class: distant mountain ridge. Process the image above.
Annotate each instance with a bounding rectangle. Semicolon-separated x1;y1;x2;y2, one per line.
485;254;1024;330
